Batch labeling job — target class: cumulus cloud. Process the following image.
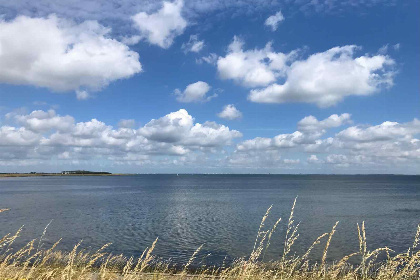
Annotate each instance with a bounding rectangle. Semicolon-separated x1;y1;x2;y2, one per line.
216;39;396;107
139;109;242;146
174;81;216;103
1;109;419;173
336;119;420;143
182;34;204;53
236;131;305;152
139;109;194;142
0;15;142;94
297;113;352;132
235;114;351;153
0;108;243;168
229;114;420;172
265;11;284;31
217;36;296;87
10;109;75;132
217;104;242;120
131;0;187;48
248;45;395;107
0;126;41;146
184;121;242;147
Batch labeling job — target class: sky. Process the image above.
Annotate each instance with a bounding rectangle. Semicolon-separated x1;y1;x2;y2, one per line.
0;0;419;174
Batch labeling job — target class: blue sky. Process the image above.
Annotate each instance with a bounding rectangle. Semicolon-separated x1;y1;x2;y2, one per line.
0;0;419;174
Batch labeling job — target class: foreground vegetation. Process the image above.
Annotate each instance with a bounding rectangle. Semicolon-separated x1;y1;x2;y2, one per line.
0;200;418;279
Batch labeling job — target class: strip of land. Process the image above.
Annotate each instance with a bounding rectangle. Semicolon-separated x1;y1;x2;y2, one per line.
0;172;124;177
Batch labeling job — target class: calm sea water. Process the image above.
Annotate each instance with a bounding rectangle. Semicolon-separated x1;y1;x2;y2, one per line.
0;175;419;265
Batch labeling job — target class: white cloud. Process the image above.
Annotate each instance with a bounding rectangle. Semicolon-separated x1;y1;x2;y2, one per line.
237;131;305;152
76;90;91;100
228;115;420;172
139;109;241;146
1;109;419;173
217;36;296;87
307;154;320;163
0;15;142;94
217;104;242;120
174;81;216;103
196;53;218;65
217;39;396;107
184;121;242;147
11;109;75;132
248;45;395;107
236;114;351;153
131;0;187;49
0;126;41;146
0;108;242;168
139;109;194;142
265;11;284;31
182;34;204;53
297;113;352;132
336;119;420;142
325;154;349;165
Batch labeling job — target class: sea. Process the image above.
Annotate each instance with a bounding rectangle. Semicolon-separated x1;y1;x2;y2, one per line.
0;174;419;266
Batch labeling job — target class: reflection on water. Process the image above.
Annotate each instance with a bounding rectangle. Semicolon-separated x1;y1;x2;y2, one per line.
0;175;419;265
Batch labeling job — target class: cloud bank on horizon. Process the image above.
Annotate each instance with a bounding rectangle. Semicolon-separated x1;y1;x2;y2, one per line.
1;108;419;173
0;0;418;173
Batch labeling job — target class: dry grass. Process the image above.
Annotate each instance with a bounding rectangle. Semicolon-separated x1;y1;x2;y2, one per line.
0;198;418;280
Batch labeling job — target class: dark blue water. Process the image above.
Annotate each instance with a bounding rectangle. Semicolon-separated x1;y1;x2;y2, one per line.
0;175;419;265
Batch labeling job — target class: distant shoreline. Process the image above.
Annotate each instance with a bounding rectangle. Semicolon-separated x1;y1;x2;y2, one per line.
0;173;125;178
1;173;419;178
